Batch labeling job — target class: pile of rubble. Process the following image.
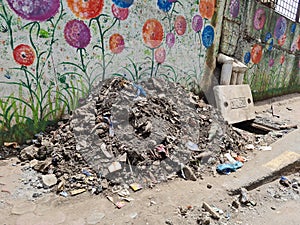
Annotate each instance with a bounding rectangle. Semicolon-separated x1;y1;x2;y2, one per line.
18;77;252;196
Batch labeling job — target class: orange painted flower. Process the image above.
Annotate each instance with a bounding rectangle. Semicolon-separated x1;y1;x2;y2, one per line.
280;54;285;64
278;34;286;46
66;0;104;20
199;0;215;20
109;33;125;54
13;44;35;66
174;15;187;36
251;44;263;64
142;19;164;49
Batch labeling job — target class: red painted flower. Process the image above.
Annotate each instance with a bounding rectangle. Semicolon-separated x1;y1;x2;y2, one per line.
174;15;187;36
199;0;215;20
297;35;300;51
66;0;104;19
154;47;166;64
251;44;263;64
142;19;164;49
109;33;125;54
278;34;286;46
280;54;285;64
13;44;35;66
112;4;129;20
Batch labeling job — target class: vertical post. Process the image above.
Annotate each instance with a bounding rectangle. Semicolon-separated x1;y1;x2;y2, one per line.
296;0;300;22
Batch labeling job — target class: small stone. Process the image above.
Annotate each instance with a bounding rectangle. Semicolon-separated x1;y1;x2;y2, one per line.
271;206;276;210
41;174;57;188
181;166;197;181
20;145;39;161
29;159;39;168
207;184;212;189
232;200;240;209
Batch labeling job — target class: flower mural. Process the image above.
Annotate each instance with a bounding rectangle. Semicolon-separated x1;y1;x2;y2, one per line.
253;8;266;31
280;54;285;64
64;20;91;49
174;15;187;36
251;44;263;64
192;15;203;33
166;32;175;48
109;33;125;54
112;4;129;20
278;34;286;46
13;44;35;66
202;25;215;48
274;17;287;40
66;0;104;19
157;0;173;12
142;19;164;49
199;0;215;20
268;58;274;67
112;0;134;8
229;0;240;18
6;0;60;21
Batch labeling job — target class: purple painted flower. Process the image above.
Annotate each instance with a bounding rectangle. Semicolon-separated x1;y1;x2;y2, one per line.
7;0;60;22
64;20;91;49
192;15;203;33
268;59;274;67
166;32;175;48
253;8;266;30
229;0;240;18
274;16;287;40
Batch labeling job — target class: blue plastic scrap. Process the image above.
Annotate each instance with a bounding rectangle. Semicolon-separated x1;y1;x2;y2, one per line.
133;83;146;97
216;161;243;175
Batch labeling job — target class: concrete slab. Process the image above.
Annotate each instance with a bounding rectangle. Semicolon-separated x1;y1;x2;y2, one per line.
220;128;300;194
213;85;255;124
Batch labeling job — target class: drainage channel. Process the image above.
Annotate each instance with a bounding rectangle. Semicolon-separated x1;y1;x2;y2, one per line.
233;120;272;135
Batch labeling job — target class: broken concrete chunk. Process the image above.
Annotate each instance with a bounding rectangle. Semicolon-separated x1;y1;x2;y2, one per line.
41;174;57;188
20;145;39;161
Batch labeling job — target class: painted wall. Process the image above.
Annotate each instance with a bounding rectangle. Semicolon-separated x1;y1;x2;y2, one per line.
219;0;300;100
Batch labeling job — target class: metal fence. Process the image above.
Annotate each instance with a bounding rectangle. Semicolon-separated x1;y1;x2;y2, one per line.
260;0;300;22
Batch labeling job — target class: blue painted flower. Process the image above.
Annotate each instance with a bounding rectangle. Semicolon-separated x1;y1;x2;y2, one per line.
112;0;134;8
267;38;273;51
291;23;296;34
201;25;214;48
157;0;172;12
265;32;272;42
244;52;251;64
274;16;287;40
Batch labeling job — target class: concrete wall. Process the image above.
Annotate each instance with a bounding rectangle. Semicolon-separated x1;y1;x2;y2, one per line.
219;0;300;100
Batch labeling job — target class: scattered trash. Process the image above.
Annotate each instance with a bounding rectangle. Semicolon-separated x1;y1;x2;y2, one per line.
279;176;290;187
70;189;86;196
224;153;237;164
185;141;199;151
202;202;220;220
115;201;126;209
82;169;92;177
129;212;138;219
108;162;122;173
60;191;68;197
216;161;243;175
130;183;143;192
133;83;147;97
181;165;197;181
245;144;255;150
234;155;246;163
259;146;272;151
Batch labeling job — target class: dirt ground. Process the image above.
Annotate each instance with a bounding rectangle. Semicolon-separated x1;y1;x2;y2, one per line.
1;93;300;225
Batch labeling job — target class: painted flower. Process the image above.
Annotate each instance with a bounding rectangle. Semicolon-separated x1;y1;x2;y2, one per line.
244;52;251;64
265;32;272;42
253;8;266;31
66;0;104;19
251;44;263;64
166;32;175;48
268;58;274;67
274;16;287;40
112;4;129;20
291;23;296;34
7;0;60;21
280;54;285;64
266;38;274;51
13;44;35;66
192;15;203;33
278;34;286;46
296;35;300;50
109;33;125;54
142;19;164;49
112;0;134;8
202;25;215;48
157;0;173;12
154;47;166;64
229;0;240;18
199;0;215;20
174;16;187;36
64;20;91;49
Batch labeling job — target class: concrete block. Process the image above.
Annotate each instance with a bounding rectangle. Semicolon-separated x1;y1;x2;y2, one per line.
213;85;255;124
